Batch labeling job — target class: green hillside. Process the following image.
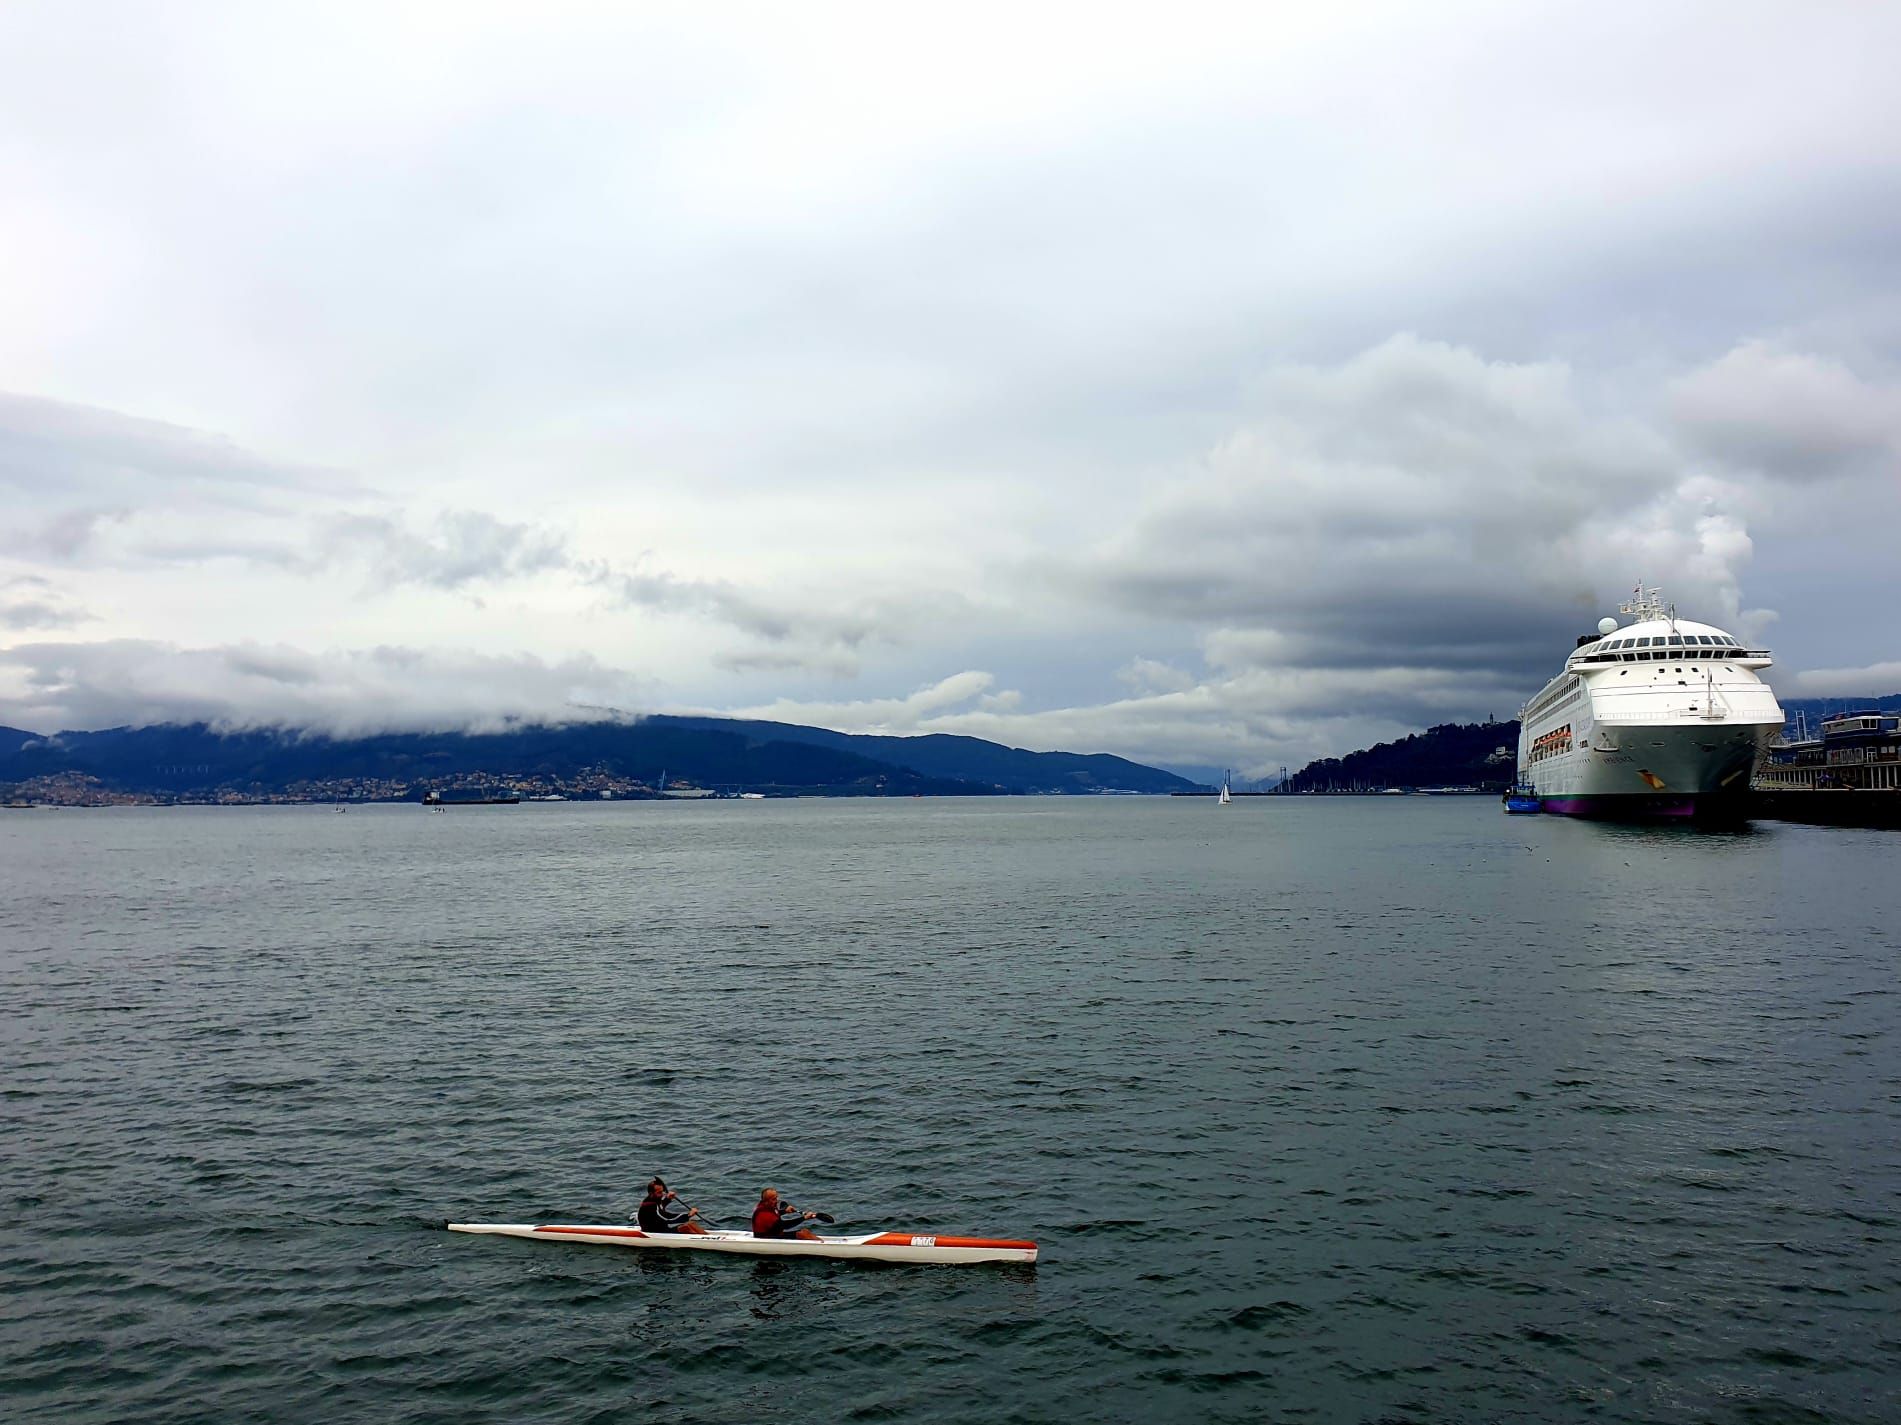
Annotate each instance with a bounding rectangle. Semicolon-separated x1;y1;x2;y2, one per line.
1284;721;1520;793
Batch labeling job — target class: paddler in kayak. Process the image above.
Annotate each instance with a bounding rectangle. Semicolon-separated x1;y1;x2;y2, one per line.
751;1187;820;1240
637;1177;709;1235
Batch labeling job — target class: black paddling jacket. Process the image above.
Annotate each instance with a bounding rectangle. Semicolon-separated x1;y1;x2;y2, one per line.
640;1195;693;1232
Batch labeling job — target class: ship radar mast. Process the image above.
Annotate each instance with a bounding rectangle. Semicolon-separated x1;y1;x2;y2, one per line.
1617;582;1673;626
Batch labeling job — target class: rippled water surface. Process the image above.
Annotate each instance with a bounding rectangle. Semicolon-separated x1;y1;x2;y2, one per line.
4;798;1901;1423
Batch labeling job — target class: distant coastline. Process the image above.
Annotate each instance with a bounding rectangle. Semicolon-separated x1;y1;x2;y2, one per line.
0;715;1195;807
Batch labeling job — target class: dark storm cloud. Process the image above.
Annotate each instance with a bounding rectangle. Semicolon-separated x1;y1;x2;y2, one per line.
744;334;1896;773
1065;336;1769;675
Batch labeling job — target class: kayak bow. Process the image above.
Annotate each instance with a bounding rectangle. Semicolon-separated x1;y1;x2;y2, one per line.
447;1222;1037;1265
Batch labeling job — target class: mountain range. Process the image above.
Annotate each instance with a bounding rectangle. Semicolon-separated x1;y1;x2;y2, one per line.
0;715;1196;803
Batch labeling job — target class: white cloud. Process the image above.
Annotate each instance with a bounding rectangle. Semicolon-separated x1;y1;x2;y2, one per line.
0;640;643;737
1783;662;1901;700
1117;658;1198;695
327;510;571;590
1668;340;1901;479
4;331;1896;769
733;670;998;734
1;7;1899;767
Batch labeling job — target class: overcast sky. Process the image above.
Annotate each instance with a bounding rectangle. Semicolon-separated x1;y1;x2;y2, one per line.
3;1;1899;774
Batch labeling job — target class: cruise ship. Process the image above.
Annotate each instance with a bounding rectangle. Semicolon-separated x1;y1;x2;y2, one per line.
1517;586;1784;819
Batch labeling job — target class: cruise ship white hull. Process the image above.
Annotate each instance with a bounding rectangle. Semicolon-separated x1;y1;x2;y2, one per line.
1516;594;1783;821
1524;721;1772;818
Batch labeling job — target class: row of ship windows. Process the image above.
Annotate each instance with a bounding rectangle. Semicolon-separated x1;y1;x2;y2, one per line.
1585;648;1742;663
1607;634;1740;649
1520;699;1581;729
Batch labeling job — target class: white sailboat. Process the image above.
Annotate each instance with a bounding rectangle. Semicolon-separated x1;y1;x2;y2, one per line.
1218;771;1233;805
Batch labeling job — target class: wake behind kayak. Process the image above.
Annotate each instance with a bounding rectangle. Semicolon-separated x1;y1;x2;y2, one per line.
447;1222;1038;1265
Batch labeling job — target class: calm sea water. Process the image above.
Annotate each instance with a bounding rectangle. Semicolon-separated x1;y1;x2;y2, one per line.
3;798;1900;1423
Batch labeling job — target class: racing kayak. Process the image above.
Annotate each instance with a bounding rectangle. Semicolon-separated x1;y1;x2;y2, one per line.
446;1222;1037;1265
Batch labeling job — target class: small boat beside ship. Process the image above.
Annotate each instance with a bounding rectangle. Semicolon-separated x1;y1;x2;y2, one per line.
447;1221;1038;1265
1502;779;1540;814
1516;585;1784;820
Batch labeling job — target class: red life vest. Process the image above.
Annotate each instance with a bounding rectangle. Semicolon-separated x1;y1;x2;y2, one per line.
752;1202;780;1237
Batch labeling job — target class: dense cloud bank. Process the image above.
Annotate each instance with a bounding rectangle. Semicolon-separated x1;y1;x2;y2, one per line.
0;641;643;738
4;329;1899;769
729;336;1901;770
2;4;1899;770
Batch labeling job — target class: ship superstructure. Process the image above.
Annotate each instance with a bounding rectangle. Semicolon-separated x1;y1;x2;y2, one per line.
1517;586;1783;818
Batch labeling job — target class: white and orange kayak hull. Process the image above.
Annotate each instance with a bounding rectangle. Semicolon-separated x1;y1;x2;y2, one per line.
447;1222;1038;1265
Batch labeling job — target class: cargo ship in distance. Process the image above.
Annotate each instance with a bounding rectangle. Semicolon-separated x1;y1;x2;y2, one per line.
1517;586;1783;819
